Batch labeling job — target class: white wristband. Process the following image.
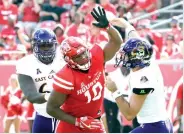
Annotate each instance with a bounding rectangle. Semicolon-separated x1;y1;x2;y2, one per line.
112;90;123;100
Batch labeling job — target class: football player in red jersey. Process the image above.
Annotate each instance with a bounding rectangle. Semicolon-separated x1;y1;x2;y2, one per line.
46;7;122;133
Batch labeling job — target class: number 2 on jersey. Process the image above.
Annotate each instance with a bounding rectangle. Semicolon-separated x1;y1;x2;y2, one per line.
84;82;102;103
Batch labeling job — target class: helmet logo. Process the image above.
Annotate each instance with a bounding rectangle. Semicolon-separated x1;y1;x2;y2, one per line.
137;45;145;57
62;42;71;52
131;42;145;59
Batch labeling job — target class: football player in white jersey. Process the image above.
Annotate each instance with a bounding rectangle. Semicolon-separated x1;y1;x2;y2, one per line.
106;18;173;133
16;28;65;133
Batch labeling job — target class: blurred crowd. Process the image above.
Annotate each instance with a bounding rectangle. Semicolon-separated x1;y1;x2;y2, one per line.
0;0;183;61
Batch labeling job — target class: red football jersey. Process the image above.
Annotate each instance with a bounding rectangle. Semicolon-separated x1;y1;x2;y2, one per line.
0;4;18;25
22;4;39;22
53;45;105;118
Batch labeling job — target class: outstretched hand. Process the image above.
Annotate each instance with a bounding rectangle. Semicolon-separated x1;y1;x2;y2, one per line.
91;6;109;28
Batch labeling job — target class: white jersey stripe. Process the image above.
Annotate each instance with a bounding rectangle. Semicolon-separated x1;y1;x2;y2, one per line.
54;75;73;86
53;81;74;90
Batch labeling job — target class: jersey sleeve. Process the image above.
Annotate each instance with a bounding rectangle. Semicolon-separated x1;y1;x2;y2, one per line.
53;66;74;94
130;74;154;95
91;44;104;64
131;74;153;89
16;57;31;76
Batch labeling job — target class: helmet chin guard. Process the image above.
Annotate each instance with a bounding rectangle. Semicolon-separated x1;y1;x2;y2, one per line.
77;60;91;71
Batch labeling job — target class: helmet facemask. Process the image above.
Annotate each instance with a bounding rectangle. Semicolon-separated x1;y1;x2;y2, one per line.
115;48;151;69
115;50;131;69
64;49;91;71
61;36;92;71
33;42;57;64
73;49;91;71
32;28;58;65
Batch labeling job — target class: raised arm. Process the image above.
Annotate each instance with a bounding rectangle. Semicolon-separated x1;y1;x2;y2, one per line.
91;7;123;62
110;18;140;39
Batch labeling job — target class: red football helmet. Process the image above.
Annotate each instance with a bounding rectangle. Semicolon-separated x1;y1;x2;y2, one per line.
60;36;91;70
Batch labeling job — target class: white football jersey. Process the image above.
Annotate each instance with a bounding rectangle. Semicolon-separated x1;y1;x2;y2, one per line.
128;61;168;123
16;53;66;118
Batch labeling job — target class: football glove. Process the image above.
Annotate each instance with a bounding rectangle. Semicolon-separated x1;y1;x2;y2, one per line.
91;6;109;28
75;116;104;130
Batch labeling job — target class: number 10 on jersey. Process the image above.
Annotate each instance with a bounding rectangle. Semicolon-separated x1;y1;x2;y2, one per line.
84;82;103;103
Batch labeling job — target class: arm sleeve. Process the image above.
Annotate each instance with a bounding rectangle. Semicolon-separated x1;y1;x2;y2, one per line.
53;68;74;94
131;75;154;95
131;74;154;91
92;44;105;64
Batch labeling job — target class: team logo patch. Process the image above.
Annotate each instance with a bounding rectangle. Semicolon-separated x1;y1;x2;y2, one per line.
140;76;148;83
36;68;42;74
